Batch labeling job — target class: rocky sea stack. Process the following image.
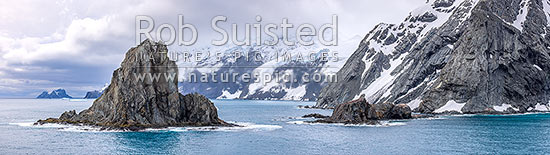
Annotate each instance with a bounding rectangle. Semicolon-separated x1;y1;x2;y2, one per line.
37;40;231;130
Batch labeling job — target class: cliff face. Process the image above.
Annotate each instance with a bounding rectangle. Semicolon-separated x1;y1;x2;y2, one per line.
317;0;550;114
37;40;230;130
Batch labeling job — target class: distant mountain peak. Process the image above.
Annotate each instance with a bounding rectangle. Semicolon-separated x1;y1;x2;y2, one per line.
83;83;109;99
36;89;72;99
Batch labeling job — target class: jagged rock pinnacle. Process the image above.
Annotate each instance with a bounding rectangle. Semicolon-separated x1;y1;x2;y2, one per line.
37;39;232;130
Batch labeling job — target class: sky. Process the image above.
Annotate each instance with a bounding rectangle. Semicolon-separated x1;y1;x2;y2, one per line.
0;0;426;98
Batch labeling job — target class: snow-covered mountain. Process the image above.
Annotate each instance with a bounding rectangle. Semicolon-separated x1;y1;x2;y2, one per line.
176;36;361;101
317;0;550;113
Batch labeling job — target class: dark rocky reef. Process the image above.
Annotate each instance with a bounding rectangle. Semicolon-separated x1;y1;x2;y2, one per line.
312;96;411;124
302;113;329;119
297;105;332;109
36;40;232;130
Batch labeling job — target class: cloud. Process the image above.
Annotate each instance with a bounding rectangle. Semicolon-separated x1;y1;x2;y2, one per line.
1;16;125;65
0;0;426;98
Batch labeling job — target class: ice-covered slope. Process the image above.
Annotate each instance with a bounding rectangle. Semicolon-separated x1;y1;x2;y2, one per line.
316;0;550;114
177;37;361;101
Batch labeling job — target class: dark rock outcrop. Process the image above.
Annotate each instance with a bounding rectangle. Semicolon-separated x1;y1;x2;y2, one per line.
36;40;231;130
434;0;456;8
367;102;395;120
316;0;550;114
324;97;372;124
59;110;76;120
389;104;412;119
418;12;438;22
315;97;411;124
302;113;329;118
36;89;72;99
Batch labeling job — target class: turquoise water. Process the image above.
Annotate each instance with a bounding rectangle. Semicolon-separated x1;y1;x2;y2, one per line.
1;99;550;154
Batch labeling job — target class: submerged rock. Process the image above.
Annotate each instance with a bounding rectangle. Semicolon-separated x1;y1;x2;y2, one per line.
36;40;232;130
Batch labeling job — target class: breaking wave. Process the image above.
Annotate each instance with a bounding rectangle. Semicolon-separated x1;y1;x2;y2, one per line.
9;122;124;132
146;122;282;132
9;121;282;132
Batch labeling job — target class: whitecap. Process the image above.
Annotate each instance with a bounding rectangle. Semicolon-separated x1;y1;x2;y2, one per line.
58;126;125;133
10;122;73;128
9;122;124;132
10;121;282;132
287;121;307;125
8;122;35;127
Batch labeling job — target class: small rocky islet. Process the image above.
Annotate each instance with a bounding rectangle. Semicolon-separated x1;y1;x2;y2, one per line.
303;95;413;125
36;40;234;131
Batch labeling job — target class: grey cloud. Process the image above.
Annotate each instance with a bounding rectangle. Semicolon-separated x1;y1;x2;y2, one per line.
0;0;426;98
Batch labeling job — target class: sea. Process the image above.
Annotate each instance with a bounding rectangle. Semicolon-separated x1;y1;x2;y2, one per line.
0;99;549;154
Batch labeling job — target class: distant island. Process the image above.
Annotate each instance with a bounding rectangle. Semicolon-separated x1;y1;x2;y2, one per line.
36;89;72;99
83;90;102;99
84;83;108;99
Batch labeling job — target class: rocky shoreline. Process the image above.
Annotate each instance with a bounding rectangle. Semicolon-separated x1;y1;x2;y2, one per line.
299;104;550;126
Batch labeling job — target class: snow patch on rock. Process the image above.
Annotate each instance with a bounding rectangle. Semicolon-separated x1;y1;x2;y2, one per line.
513;0;530;31
282;85;307;100
407;98;422;110
528;103;550;111
493;104;519;112
434;100;465;113
217;90;242;99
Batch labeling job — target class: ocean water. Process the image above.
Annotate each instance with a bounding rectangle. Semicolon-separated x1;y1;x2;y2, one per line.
1;99;550;154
